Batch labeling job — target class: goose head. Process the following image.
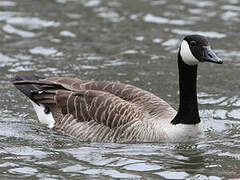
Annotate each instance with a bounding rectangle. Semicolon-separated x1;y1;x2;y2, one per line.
180;35;223;66
171;34;223;125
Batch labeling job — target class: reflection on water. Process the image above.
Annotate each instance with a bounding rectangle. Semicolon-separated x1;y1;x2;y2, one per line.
3;24;36;38
143;13;191;25
172;29;226;38
0;0;240;179
29;47;63;57
6;17;60;29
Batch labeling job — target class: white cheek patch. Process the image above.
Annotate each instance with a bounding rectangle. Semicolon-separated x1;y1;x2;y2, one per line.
180;40;199;66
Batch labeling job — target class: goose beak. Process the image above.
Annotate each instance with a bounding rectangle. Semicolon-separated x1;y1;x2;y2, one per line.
200;46;223;64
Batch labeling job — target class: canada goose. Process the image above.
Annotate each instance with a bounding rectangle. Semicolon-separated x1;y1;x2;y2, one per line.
12;35;222;142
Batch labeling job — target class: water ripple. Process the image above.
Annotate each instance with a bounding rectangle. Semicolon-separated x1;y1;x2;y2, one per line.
123;162;162;171
0;11;20;21
29;47;63;57
59;30;76;38
154;171;189;179
96;8;124;22
2;24;36;38
162;39;179;47
182;0;215;7
0;52;16;62
143;13;192;25
0;0;239;179
228;109;240;119
221;11;239;21
172;29;226;38
0;1;16;7
6;17;60;30
84;0;101;7
221;5;240;11
8;167;38;176
61;164;86;172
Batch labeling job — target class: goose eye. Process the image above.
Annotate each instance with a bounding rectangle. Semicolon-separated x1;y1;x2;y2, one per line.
190;41;196;47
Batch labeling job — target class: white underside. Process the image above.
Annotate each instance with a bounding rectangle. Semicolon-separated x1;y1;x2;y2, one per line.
30;101;55;128
141;112;204;142
163;123;203;141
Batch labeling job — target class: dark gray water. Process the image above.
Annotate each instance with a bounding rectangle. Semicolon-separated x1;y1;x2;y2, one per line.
0;0;240;179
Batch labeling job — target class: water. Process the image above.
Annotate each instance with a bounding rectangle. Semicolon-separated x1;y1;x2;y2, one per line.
0;0;240;179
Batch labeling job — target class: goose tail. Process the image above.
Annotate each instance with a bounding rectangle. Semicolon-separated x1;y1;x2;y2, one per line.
11;75;43;105
11;75;56;128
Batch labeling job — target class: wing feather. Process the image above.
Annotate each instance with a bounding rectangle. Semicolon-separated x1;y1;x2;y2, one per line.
33;88;143;127
54;114;142;142
42;77;174;117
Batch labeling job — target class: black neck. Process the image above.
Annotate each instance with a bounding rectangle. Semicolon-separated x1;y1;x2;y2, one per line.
171;51;201;125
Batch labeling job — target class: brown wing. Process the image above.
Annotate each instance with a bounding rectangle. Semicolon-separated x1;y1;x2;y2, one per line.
43;77;175;117
34;89;142;127
33;88;145;142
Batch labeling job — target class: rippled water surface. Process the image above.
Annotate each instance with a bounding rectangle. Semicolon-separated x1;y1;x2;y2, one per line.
0;0;240;179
